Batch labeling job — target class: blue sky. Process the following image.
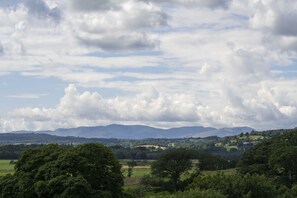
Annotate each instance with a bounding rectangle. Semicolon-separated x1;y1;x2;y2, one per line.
1;0;297;132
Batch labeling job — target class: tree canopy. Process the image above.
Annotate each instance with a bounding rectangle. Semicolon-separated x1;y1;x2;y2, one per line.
0;143;124;198
239;128;297;185
151;148;197;192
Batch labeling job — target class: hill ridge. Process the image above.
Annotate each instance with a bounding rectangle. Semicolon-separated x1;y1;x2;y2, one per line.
9;124;254;139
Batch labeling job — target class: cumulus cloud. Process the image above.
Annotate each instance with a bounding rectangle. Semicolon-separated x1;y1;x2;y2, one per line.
73;3;167;32
0;0;61;23
69;0;167;51
221;79;297;129
4;84;210;131
2;81;297;132
245;0;297;36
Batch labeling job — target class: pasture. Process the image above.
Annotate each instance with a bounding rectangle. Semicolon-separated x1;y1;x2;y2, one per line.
121;160;151;187
0;160;15;176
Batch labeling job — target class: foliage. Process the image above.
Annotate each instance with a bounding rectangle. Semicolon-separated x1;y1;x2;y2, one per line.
239;128;297;184
188;173;278;198
151;148;197;192
127;161;137;177
197;152;231;170
0;143;124;198
169;189;226;198
125;187;225;198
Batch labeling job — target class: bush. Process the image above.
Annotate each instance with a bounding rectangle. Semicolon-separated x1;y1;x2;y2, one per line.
188;173;278;198
171;189;226;198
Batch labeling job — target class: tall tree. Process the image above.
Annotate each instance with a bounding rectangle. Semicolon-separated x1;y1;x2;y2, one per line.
151;148;196;192
0;143;124;198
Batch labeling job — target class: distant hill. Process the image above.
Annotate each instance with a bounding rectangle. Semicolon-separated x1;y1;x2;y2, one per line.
10;124;254;139
0;133;123;145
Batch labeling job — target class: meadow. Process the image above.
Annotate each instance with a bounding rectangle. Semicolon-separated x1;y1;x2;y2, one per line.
0;160;15;176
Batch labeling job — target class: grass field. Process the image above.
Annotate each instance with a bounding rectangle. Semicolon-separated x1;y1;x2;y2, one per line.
122;164;151;187
0;160;15;176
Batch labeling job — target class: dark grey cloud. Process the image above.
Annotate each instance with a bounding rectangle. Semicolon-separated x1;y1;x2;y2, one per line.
250;1;297;37
68;0;121;11
0;42;4;55
146;0;230;9
274;12;297;36
76;32;158;52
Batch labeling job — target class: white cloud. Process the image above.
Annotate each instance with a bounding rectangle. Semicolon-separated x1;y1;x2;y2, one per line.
3;84;212;131
68;0;167;51
2;81;297;132
248;0;297;36
1;0;297;132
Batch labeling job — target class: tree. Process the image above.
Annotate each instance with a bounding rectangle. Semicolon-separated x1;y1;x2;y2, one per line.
0;143;124;198
188;173;278;198
239;129;297;184
127;161;137;177
269;147;297;184
197;153;230;170
151;148;196;192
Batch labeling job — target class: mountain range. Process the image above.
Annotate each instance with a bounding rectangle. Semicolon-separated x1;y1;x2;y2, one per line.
11;124;254;139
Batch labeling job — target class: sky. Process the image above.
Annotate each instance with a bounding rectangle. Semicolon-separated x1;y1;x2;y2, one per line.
1;0;297;132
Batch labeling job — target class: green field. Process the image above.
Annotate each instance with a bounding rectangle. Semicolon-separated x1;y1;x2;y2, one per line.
122;164;151;187
0;160;15;176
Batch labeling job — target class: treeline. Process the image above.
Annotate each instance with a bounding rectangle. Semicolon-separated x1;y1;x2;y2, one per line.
0;144;42;159
125;128;297;198
0;143;234;164
2;128;297;197
239;128;297;185
0;133;124;145
0;144;236;198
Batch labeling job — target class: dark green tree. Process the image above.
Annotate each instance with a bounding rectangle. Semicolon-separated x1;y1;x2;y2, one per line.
151;148;196;192
239;128;297;185
127;161;137;177
188;173;278;198
0;143;124;198
269;147;297;184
